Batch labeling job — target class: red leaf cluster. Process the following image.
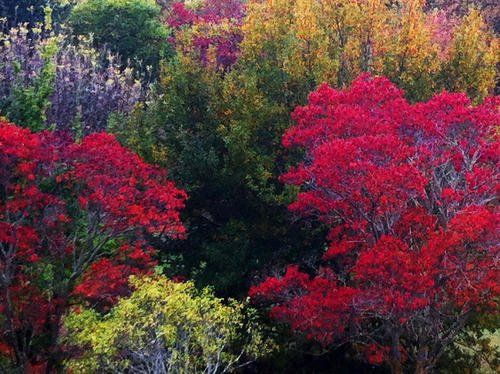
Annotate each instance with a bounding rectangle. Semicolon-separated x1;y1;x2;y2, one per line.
73;244;157;307
251;74;499;367
0;122;186;366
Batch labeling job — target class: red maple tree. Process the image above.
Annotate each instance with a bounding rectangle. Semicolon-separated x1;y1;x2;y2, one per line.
250;75;499;373
0;122;186;370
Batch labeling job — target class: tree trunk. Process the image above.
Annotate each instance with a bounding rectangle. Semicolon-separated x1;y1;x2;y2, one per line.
388;357;403;374
414;345;437;374
415;363;430;374
45;291;69;373
414;357;436;374
388;331;403;374
361;38;373;72
2;285;29;370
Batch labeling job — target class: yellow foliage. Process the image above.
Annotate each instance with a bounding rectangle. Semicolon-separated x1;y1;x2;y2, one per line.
63;276;272;373
381;0;441;99
445;9;498;101
240;0;497;100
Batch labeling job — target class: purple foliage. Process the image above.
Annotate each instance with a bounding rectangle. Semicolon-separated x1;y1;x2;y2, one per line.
0;27;45;100
48;48;141;133
198;0;246;22
0;26;142;133
426;0;499;32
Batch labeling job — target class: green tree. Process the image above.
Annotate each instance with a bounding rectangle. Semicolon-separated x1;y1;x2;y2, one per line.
441;9;497;101
438;314;499;373
111;53;326;296
0;27;58;131
0;0;73;31
69;0;169;76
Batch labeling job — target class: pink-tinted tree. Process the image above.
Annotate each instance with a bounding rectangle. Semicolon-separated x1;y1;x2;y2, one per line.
250;75;499;373
0;122;186;370
166;0;245;69
426;0;499;32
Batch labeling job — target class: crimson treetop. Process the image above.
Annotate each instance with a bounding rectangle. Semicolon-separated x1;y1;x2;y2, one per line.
250;75;499;373
0;122;186;370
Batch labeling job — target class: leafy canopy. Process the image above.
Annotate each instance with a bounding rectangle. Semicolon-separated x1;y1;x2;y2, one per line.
251;75;499;372
63;275;272;373
0;121;186;369
69;0;169;75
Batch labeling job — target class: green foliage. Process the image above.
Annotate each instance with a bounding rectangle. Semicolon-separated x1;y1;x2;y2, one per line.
438;314;500;373
3;33;57;131
112;54;326;296
69;0;170;76
2;0;498;371
0;0;73;31
63;275;273;373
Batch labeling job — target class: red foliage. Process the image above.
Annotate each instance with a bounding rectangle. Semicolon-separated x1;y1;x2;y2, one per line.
73;244;157;307
251;75;499;370
0;122;186;368
65;132;186;237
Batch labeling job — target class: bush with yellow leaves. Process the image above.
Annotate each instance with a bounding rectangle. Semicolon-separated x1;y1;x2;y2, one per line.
62;275;273;373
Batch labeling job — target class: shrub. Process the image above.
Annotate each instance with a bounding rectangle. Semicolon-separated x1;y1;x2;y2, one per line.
63;275;272;373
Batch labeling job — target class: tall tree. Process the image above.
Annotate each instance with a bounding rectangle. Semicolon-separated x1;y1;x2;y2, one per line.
251;75;499;373
0;121;186;370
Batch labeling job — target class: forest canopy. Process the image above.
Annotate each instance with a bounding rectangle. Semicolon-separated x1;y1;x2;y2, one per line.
0;0;498;372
